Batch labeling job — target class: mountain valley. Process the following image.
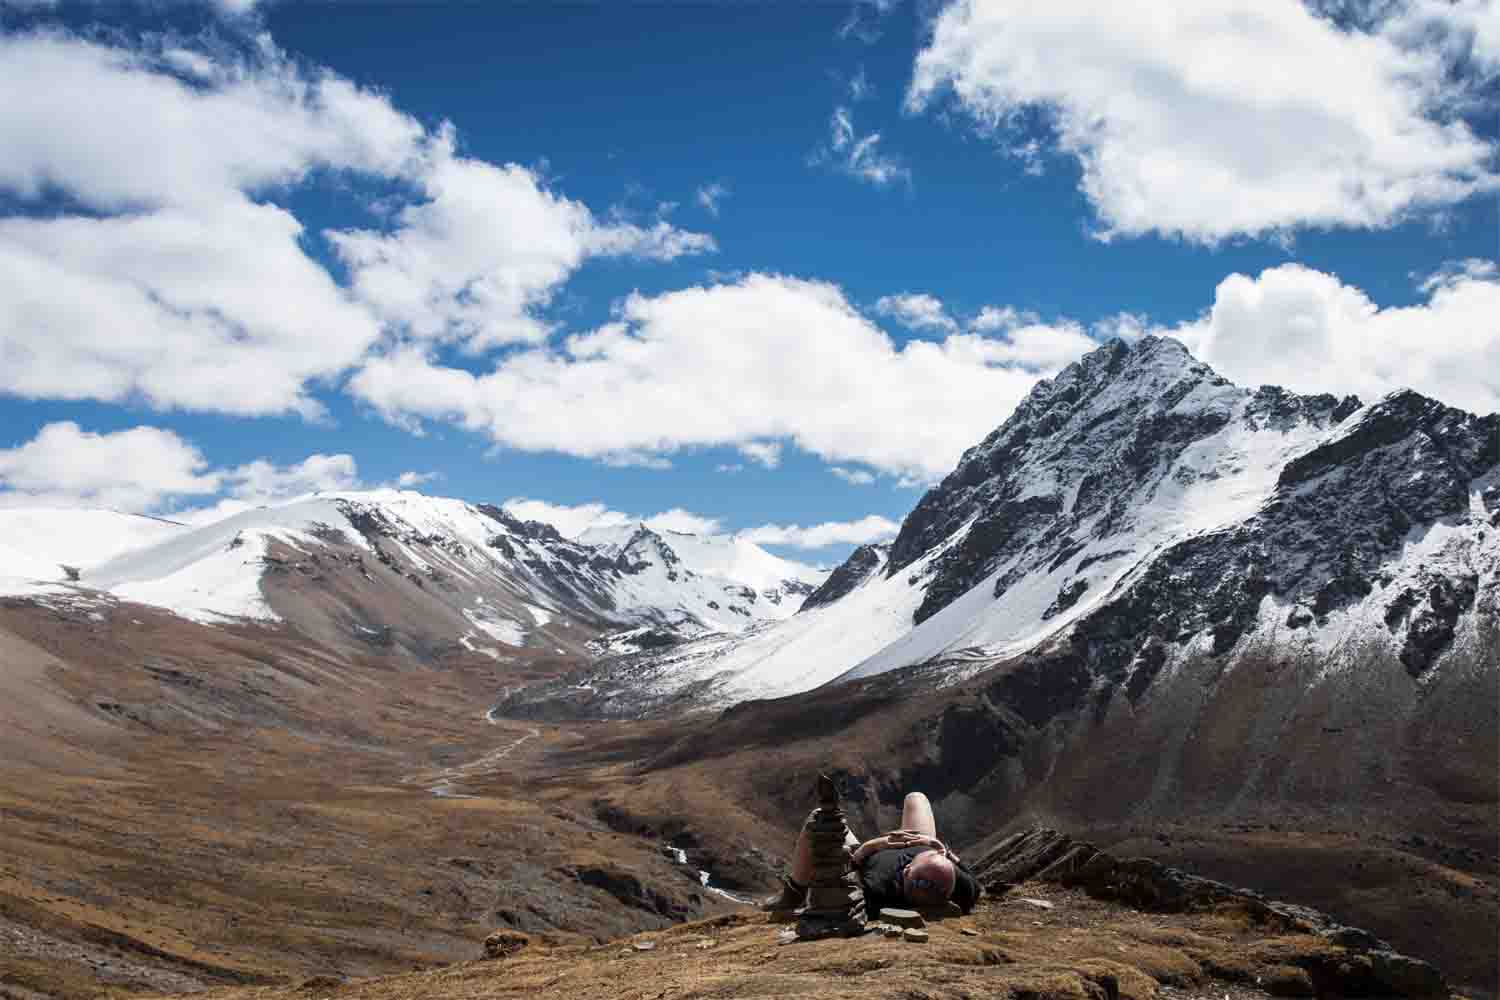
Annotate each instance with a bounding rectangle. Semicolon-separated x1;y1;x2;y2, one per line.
0;338;1495;999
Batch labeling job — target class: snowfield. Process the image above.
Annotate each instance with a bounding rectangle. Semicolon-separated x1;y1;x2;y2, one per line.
0;509;187;581
85;497;359;624
579;522;822;594
0;490;829;635
840;393;1338;684
567;338;1497;713
3;340;1492;716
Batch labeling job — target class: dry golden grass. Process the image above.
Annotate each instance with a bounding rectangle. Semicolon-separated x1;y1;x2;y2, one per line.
150;885;1391;1000
1;588;1491;1000
0;603;733;998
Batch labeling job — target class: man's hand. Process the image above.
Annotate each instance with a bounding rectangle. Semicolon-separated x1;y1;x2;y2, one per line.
886;830;942;850
851;829;964;865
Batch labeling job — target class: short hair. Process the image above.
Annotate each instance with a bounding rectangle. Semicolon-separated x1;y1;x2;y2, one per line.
903;852;956;907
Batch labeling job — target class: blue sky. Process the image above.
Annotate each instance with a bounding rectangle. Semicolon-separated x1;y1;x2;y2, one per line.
0;0;1496;562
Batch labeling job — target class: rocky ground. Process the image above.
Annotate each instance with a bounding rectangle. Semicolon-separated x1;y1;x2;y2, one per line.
0;586;1494;1000
149;878;1446;1000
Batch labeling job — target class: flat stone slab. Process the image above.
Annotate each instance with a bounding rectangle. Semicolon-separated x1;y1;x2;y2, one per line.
903;928;929;943
876;907;925;928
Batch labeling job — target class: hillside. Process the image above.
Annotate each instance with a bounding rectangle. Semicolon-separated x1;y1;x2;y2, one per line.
491;337;1498;993
137;826;1454;1000
506;337;1496;715
0;340;1493;998
0;491;826;659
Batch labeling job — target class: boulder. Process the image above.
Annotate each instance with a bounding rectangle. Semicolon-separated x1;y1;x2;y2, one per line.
482;929;531;960
970;827;1449;998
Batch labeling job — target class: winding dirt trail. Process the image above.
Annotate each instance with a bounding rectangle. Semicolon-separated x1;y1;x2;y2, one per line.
403;712;542;799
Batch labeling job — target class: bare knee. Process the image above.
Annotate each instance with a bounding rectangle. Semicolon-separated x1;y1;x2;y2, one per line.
900;791;937;838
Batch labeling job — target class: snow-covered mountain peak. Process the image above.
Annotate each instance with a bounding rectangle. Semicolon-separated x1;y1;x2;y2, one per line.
575;520;825;593
0;490;828;640
519;337;1495;717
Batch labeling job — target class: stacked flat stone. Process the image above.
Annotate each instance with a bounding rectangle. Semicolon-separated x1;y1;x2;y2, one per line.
795;773;868;940
876;907;924;929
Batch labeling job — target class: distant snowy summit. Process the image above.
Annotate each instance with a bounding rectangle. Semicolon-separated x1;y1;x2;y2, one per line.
503;335;1497;716
0;489;825;661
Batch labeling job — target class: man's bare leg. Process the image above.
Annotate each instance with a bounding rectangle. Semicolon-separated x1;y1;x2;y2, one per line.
900;792;938;839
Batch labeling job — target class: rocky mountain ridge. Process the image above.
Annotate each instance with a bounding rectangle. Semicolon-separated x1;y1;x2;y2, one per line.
0;491;827;662
510;336;1495;716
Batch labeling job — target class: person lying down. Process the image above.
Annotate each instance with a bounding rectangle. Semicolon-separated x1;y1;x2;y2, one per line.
764;790;979;914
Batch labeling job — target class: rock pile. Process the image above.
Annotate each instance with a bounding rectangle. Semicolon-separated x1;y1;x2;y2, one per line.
971;828;1448;997
795;774;867;940
482;929;530;961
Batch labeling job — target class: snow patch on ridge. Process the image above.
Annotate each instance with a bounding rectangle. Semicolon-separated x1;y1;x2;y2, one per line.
2;489;826;634
464;607;528;647
842;398;1334;685
0;509;188;597
85;498;359;624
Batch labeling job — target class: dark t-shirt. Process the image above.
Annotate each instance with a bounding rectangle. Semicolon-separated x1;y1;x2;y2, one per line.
857;847;979;914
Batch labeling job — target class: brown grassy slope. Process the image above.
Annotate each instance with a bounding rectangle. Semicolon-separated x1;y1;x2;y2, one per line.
0;598;731;999
1;534;1493;998
556;639;1498;999
151;883;1432;1000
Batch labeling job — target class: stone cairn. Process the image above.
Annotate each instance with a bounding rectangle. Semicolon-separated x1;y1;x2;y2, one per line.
796;773;868;940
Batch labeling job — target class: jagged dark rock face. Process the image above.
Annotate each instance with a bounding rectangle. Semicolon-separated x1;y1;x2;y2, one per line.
617;526;681;579
475;503;566;545
968;828;1447;998
800;544;887;612
888;338;1274;627
1398;575;1480;676
878;337;1496;696
337;498;634;623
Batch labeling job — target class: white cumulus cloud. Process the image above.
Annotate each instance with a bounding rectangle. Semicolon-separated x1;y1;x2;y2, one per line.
351;273;1089;480
0;422;221;512
908;0;1498;242
739;514;899;549
646;508;724;535
501;498;722;539
0;33;409;417
1168;263;1500;415
0;32;712;416
225;453;360;502
831;466;877;485
502;499;626;537
739;441;784;469
876;293;959;334
0;422;365;515
394;470;440;488
502;497;894;554
329;141;714;351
